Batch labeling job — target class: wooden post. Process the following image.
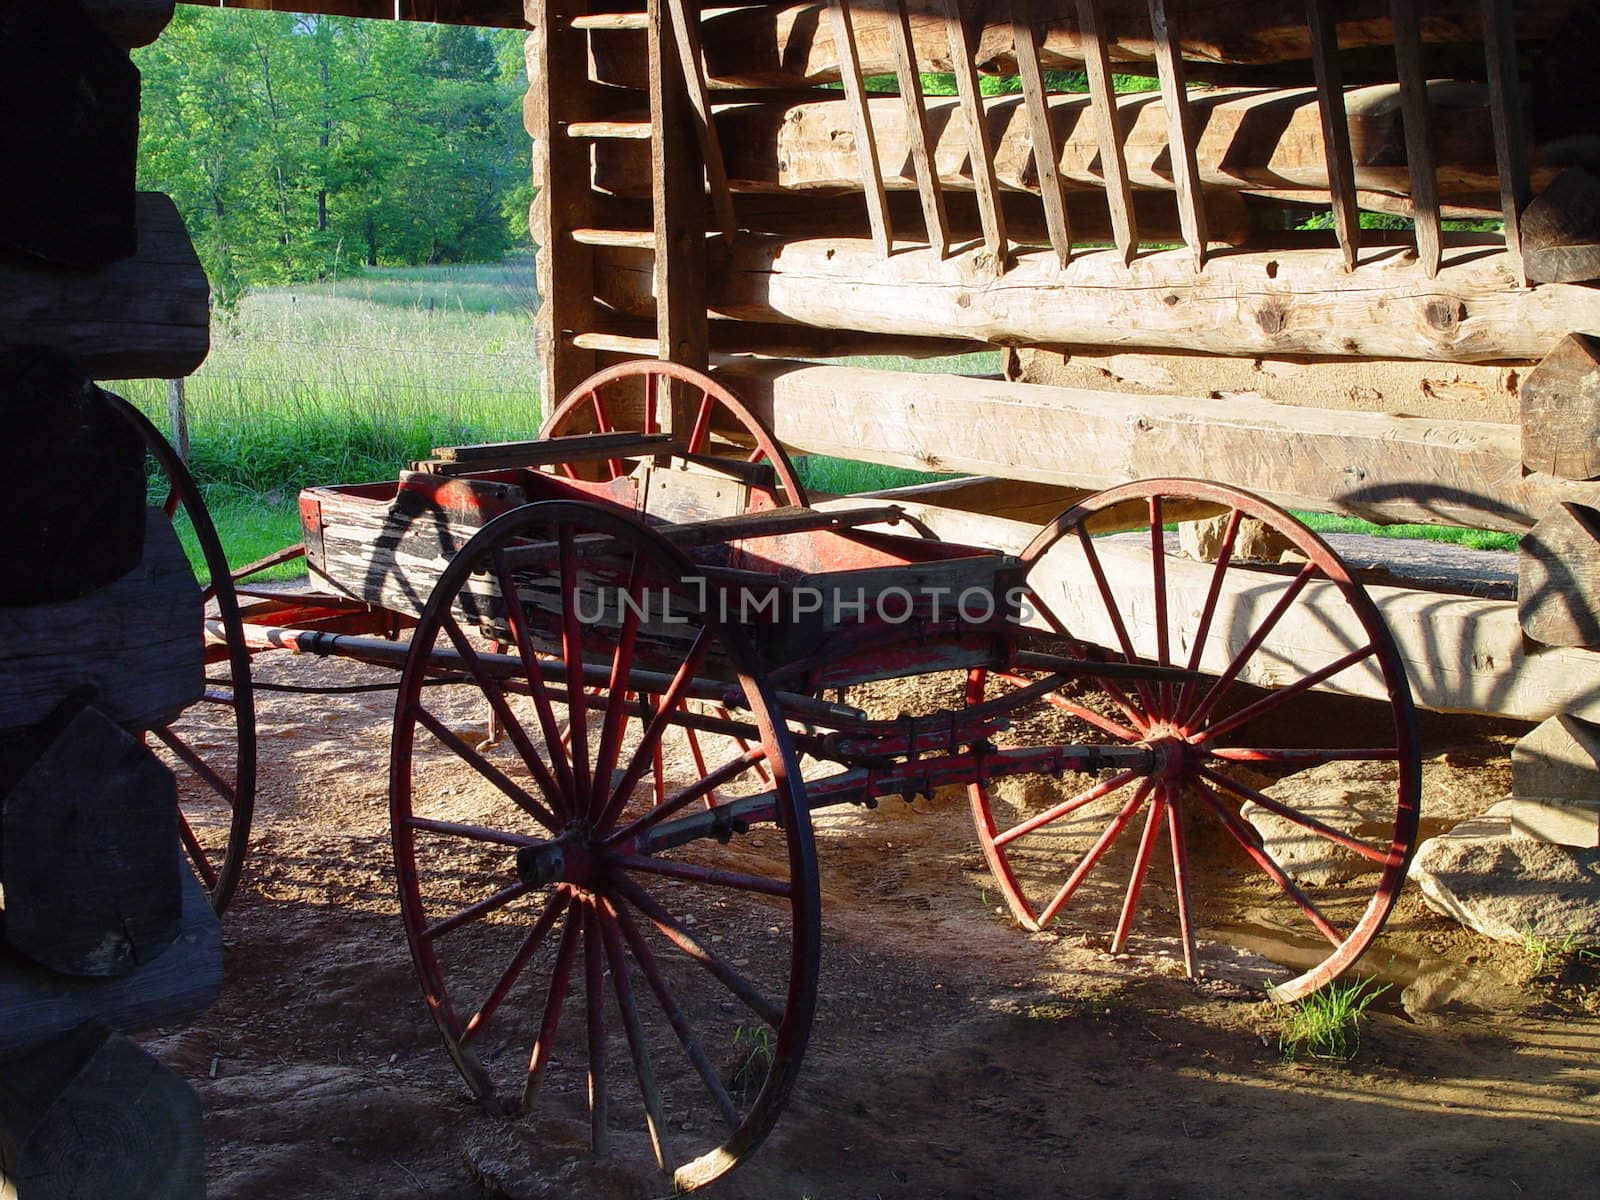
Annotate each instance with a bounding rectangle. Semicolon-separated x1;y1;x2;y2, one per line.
1479;0;1529;285
1147;0;1208;271
1519;501;1600;647
1305;0;1360;271
1521;166;1600;285
943;0;1008;265
1521;333;1600;481
1012;0;1071;267
826;0;894;257
885;0;949;256
1390;0;1443;277
165;377;189;464
1074;0;1137;264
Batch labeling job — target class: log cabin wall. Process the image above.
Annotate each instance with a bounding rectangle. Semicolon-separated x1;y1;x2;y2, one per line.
523;0;1600;725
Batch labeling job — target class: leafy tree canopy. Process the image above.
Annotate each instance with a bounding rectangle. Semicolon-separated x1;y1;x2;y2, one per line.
136;10;531;306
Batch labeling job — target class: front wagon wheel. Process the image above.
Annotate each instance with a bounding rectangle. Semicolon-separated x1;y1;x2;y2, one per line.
390;500;820;1190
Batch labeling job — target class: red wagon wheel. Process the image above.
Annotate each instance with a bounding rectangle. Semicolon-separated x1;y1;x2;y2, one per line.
391;500;820;1190
969;479;1420;1002
106;392;257;915
537;359;807;509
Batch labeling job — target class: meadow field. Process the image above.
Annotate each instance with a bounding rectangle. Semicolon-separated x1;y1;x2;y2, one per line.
118;261;1513;581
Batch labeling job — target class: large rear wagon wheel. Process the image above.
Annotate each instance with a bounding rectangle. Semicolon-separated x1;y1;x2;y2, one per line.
969;479;1420;1002
390;501;820;1190
108;392;256;915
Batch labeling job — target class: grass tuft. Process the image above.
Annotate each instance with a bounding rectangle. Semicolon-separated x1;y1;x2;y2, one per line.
1277;977;1389;1062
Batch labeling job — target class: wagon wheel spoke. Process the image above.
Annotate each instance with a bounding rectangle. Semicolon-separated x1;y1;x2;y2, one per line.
599;628;715;831
603;747;769;850
715;706;772;784
522;904;583;1111
608;855;792;899
611;875;782;1028
404;815;542;849
177;809;218;890
558;526;593;804
1181;561;1321;729
683;726;716;808
1073;525;1158;720
151;725;237;808
439;613;568;824
590;554;648;820
411;707;560;833
609;896;742;1133
995;671;1139;743
1166;787;1198;977
1173;507;1242;718
460;889;571;1046
1206;747;1400;766
1196;765;1393;865
1037;780;1154;928
1111;788;1168;953
992;767;1142;849
1192;780;1344;946
687;389;715;455
596;898;671;1171
422;879;537;943
1197;642;1377;744
1148;495;1173;719
1021;586;1146;731
586;388;627;480
492;551;577;798
583;904;609;1153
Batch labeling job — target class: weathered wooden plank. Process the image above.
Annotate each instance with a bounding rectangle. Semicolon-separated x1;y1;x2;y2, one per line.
593;235;1600;364
591;83;1536;210
664;0;737;241
1011;0;1071;266
1391;0;1443;277
0;356;146;604
1520;167;1600;285
1147;0;1208;270
0;510;202;733
1075;0;1138;264
1521;334;1600;481
587;0;1577;86
943;0;1007;263
886;0;950;256
834;474;1091;523
1519;502;1600;647
0;193;208;380
811;494;1600;723
1;702;181;978
1479;0;1528;285
826;0;894;257
0;1024;205;1198
1305;0;1360;270
714;360;1600;533
525;0;597;408
429;431;678;466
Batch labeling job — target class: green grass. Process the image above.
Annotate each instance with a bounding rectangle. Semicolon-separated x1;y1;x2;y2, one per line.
1278;978;1390;1062
1521;929;1597;979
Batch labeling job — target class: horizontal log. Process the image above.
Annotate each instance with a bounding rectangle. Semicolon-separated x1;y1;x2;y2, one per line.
0;510;202;733
590;1;1576;87
714;360;1600;533
1519;502;1600;647
177;0;525;27
812;495;1600;722
595;235;1600;364
0;869;220;1054
0;193;208;380
593;83;1533;211
1015;347;1523;422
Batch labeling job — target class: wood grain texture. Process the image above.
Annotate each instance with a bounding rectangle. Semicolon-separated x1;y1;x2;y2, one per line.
0;510;202;733
1521;167;1600;285
0;867;221;1053
886;0;950;256
1012;0;1071;266
944;0;1008;264
593;235;1600;364
715;359;1600;533
1478;0;1529;285
1;702;181;978
0;194;208;380
812;494;1600;722
1520;334;1600;480
1390;0;1443;277
1305;0;1359;270
827;0;894;256
1147;0;1208;270
1519;502;1600;647
1075;0;1137;263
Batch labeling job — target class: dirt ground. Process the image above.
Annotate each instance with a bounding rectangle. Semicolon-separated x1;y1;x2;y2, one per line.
144;649;1600;1200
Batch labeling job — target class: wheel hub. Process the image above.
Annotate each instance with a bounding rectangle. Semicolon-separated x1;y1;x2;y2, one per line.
1145;732;1197;784
515;829;593;888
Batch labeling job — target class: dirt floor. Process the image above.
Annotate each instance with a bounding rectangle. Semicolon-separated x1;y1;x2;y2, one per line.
144;648;1600;1200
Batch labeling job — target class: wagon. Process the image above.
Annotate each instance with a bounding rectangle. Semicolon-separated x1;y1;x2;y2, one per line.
132;361;1420;1189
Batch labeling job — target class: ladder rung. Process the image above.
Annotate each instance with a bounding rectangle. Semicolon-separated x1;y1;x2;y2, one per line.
571;12;648;30
570;331;661;356
571;228;657;249
567;120;652;140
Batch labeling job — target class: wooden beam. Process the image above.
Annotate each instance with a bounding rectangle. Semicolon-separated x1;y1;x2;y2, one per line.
1521;334;1600;481
886;0;950;256
1075;0;1138;264
1520;502;1600;647
1521;167;1600;285
593;235;1600;364
826;0;894;256
591;83;1541;210
588;1;1578;87
1479;0;1529;286
1305;0;1360;271
1391;0;1443;277
664;0;737;241
943;0;1008;264
810;493;1600;723
1147;0;1207;270
713;359;1600;533
525;0;596;406
1011;0;1071;267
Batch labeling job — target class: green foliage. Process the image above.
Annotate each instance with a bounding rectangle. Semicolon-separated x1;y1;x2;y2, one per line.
135;10;531;304
728;1024;776;1100
855;70;1156;96
1278;978;1390;1062
1521;929;1597;979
